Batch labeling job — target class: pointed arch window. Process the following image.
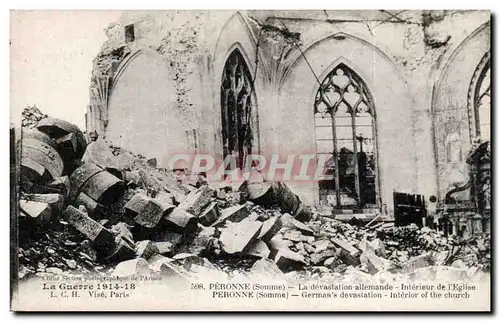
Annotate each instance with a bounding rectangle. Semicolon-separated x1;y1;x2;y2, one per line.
472;57;490;142
314;64;378;208
220;49;256;169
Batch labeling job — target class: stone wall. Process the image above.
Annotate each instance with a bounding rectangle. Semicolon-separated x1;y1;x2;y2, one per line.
87;10;490;211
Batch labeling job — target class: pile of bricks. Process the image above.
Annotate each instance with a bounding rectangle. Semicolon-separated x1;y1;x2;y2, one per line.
16;110;490;283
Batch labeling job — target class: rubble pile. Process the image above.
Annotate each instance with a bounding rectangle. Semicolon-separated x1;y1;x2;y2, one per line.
21;105;47;129
16;110;490;284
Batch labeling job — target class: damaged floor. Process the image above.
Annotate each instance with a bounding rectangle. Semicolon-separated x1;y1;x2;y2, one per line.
15;107;491;286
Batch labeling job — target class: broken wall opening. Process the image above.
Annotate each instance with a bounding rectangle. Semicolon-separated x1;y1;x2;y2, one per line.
314;63;378;210
220;48;258;170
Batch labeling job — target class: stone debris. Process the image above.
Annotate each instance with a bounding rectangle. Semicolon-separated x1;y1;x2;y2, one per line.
133;199;166;229
15;108;491;283
258;216;282;242
247;240;271;258
112;258;150;277
135;240;159;260
219;219;263;254
74;192;107;219
212;204;250;226
155;241;174;256
199;201;219;226
19;200;52;225
177;185;214;216
250;258;286;280
62;206;115;256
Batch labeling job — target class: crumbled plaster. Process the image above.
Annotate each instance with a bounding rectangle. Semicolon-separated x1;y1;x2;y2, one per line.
155;11;205;130
248;16;303;86
89;38;131;129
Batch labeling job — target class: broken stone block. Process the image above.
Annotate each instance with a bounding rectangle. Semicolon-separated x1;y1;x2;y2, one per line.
62;205;115;252
155;242;174;256
173;252;199;261
22;139;64;180
295;242;305;252
112;258;150;277
401;253;434;274
247;240;271;258
178;185;214;216
134;199;166;229
55;133;78;165
186;226;217;256
124;193;150;215
268;234;293;252
219;220;263;254
74;192;107;219
22;128;55;148
293;202;313;223
82;172;125;206
268;235;293;252
56;132;77;152
81;140;119;169
282;229;302;242
212;204;250;226
173;253;209;271
250;258;285;280
163;207;198;233
370;238;386;258
70;163;102;194
313;239;331;253
110;222;134;245
24;193;64;213
122;170;143;186
19;200;52;225
79;205;89;215
247;182;273;200
280;213;314;236
155;191;174;205
360;250;398;275
258;217;282;242
332;238;361;266
324;257;336;269
47;176;71;196
135;240;159;260
248;181;311;222
304;243;315;253
70;162;125;205
358;239;374;253
104;238;136;263
199;202;219;226
310;249;337;265
155;231;183;248
273;248;306;270
36;117;87;157
21;157;47;183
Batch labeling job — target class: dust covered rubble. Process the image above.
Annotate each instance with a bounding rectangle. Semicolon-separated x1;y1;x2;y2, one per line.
16;108;490;285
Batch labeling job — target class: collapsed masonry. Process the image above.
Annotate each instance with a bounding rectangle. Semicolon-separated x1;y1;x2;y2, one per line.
16;108;490;284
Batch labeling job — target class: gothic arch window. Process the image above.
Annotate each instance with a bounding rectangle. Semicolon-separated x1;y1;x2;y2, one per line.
220;49;256;169
470;54;491;142
314;63;378;208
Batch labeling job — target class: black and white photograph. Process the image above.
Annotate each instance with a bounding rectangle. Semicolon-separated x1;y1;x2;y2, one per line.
9;9;491;311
